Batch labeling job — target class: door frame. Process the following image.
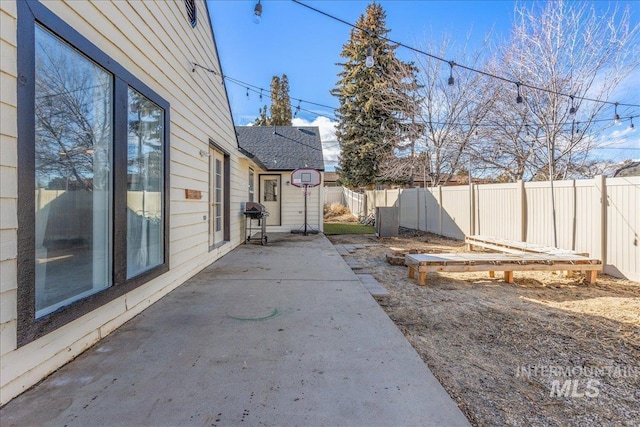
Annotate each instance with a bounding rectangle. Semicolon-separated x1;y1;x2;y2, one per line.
259;174;282;226
208;139;230;250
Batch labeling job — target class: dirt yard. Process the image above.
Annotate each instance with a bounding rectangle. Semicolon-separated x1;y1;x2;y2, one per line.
327;230;640;426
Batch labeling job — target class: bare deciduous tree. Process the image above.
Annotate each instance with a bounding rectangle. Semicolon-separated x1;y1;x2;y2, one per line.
480;0;639;181
379;34;497;186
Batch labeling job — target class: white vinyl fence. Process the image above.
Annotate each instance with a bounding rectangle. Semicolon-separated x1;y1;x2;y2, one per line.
323;187;368;219
323;187;344;205
337;176;639;281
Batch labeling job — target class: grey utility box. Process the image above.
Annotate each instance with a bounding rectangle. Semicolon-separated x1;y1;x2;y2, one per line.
375;207;399;237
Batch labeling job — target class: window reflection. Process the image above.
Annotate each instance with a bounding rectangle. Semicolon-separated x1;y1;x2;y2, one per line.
248;168;254;202
127;88;164;278
34;25;113;317
264;179;278;202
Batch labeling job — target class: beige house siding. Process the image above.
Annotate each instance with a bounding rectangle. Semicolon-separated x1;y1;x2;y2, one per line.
0;1;18;361
260;172;324;233
0;0;251;405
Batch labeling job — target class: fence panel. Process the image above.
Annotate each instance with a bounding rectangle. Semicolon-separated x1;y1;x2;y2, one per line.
323;187;344;205
399;188;418;229
343;188;366;218
605;176;640;281
339;177;638;280
475;182;520;240
424;188;438;233
573;179;600;258
440;186;470;239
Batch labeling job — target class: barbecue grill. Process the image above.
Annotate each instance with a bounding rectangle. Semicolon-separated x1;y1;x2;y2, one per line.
243;202;268;245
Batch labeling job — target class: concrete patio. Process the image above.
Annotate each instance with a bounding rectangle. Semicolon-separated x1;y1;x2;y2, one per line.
0;233;469;426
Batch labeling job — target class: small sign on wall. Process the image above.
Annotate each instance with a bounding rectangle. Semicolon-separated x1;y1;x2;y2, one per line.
185;189;202;200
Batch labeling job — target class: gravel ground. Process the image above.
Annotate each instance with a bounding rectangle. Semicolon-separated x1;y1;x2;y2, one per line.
327;230;640;427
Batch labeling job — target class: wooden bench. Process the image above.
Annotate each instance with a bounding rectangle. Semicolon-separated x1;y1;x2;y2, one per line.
406;253;602;286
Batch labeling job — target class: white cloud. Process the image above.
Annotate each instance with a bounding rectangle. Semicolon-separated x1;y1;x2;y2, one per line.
594;124;640;162
292;116;340;170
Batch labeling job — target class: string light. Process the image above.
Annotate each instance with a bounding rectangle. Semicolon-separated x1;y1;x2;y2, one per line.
365;46;374;68
630;117;635;130
294;100;301;117
614;102;621;125
191;62;638;129
569;95;576;116
516;82;523;104
291;0;640;110
448;61;455;86
253;0;262;24
246;87;250;100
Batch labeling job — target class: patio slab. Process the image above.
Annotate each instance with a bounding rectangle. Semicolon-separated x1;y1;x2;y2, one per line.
0;233;469;426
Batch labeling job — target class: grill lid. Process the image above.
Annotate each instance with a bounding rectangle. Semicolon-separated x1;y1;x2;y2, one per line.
245;201;267;213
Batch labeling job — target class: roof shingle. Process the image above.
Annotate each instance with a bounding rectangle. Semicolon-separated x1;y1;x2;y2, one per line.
236;126;325;171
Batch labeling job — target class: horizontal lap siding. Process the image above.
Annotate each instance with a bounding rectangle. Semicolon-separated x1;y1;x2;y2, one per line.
1;0;246;405
0;2;18;357
256;172;323;232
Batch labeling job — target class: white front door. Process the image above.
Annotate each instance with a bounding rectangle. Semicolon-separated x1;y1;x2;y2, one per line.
260;175;281;226
210;149;224;245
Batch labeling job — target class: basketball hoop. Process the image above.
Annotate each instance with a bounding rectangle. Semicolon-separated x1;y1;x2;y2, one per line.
291;168;321;188
290;168;321;236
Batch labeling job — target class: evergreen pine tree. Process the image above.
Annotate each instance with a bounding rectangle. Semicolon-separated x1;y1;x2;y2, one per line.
271;74;292;126
254;105;269;126
332;3;419;188
253;74;292;126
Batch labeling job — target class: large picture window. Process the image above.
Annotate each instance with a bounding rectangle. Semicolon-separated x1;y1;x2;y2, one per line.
17;2;170;344
127;89;164;278
34;25;113;317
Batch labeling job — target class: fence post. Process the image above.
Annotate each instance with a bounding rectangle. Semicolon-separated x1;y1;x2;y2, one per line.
438;185;443;236
416;188;420;231
516;180;526;242
469;182;475;236
594;175;607;265
362;192;367;219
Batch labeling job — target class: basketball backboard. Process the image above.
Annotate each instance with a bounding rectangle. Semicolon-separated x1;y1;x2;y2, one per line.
290;168;321;188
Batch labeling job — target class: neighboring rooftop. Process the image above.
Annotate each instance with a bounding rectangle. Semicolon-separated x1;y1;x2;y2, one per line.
236;126;325;171
614;161;640;177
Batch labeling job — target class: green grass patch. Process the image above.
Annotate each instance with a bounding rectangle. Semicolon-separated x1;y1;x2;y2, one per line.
323;222;375;235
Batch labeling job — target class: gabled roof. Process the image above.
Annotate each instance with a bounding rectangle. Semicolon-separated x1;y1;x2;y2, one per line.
235;126;325;171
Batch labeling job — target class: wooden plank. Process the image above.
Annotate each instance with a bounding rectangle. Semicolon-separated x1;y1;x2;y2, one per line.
405;251;602;286
407;253;602;265
465;235;588;256
415;263;601;273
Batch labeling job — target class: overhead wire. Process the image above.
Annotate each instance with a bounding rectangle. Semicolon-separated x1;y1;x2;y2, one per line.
291;0;640;109
193;62;638;131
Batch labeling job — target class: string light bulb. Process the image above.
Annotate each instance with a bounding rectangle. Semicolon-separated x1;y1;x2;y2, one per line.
448;61;455;86
253;0;262;24
294;100;301;118
630;117;635;130
614;102;621;125
569;95;576;116
246;87;250;100
365;46;374;68
516;82;523;104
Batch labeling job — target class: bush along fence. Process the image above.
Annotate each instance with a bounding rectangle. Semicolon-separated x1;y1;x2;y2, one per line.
324;176;639;281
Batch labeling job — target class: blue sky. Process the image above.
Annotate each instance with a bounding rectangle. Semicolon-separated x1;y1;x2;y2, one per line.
207;1;640;170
